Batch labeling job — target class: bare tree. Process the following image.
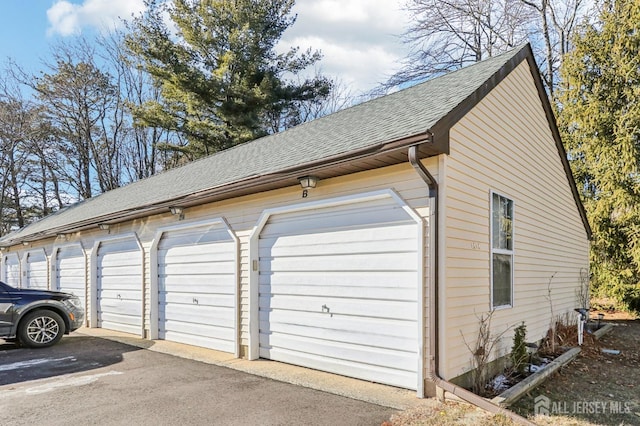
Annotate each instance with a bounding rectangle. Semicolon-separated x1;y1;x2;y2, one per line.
263;72;355;133
383;0;590;96
0;73;57;233
379;0;534;93
520;0;586;97
0;101;31;231
98;30;179;179
32;39;120;199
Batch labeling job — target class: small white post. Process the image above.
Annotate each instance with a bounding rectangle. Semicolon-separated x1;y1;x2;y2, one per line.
577;313;584;346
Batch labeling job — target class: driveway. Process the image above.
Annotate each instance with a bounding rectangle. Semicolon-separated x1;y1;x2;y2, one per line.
0;334;395;426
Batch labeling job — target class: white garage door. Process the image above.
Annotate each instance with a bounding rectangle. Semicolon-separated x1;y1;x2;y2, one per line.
56;245;86;309
158;224;236;352
25;250;48;290
96;238;142;334
2;254;20;287
258;197;420;389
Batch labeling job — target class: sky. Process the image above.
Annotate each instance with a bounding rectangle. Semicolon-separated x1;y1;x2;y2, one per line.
0;0;412;95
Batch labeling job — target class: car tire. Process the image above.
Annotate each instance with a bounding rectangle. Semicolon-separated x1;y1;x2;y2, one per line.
18;310;66;348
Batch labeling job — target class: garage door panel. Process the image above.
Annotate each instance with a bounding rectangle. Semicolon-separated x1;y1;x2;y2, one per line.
158;228;231;247
161;309;234;332
56;246;86;307
97;238;143;334
159;279;235;294
261;202;411;237
99;289;142;301
100;248;139;260
260;271;415;294
259;319;416;352
101;239;139;251
260;310;416;338
59;268;85;279
28;264;47;274
157;223;236;352
160;293;234;308
258;347;416;390
161;323;233;342
99;315;141;335
160;262;235;276
259;295;417;321
260;270;416;288
25;251;48;290
258;196;420;390
98;264;142;277
98;278;142;292
3;254;20;287
261;252;417;273
260;332;416;371
259;284;415;301
160;258;235;274
159;243;234;258
99;304;141;319
260;226;417;257
162;331;234;353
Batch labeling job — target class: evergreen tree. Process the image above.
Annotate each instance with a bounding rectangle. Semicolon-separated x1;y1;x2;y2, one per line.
558;0;640;311
126;0;331;160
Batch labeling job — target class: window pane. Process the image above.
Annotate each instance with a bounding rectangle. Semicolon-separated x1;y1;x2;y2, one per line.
492;193;500;248
501;197;513;250
493;253;512;307
492;193;513;250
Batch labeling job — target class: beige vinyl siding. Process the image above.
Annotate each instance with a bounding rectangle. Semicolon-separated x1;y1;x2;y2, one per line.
443;61;589;380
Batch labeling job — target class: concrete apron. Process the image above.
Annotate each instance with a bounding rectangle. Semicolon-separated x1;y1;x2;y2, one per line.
74;327;437;411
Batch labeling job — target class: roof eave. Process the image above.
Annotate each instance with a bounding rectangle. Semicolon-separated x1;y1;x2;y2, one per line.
0;130;440;247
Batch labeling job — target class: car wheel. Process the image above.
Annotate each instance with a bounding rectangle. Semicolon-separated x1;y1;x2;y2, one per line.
18;310;66;348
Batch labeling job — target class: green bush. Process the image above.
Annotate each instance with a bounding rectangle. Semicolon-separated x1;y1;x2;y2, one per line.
510;322;527;376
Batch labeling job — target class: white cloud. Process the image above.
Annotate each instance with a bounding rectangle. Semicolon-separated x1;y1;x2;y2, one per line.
46;0;145;36
280;0;410;94
45;0;410;94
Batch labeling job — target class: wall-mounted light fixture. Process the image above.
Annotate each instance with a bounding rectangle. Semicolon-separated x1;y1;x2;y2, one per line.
57;233;69;241
170;206;184;220
22;241;30;246
99;223;110;232
298;175;319;189
297;175;319;199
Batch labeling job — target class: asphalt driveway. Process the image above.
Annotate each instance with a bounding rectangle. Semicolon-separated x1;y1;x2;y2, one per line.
0;334;395;426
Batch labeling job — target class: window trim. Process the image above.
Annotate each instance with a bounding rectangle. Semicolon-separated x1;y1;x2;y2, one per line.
490;190;514;310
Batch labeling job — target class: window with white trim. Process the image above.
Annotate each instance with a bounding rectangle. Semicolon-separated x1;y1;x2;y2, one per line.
491;192;514;308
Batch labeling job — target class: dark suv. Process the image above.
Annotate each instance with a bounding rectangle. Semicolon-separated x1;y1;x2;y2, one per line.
0;281;84;348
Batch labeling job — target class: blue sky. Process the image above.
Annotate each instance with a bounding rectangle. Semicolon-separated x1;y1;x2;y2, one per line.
0;1;53;72
0;0;410;94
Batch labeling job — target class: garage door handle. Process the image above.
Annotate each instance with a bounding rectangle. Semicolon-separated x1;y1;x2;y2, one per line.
322;305;333;317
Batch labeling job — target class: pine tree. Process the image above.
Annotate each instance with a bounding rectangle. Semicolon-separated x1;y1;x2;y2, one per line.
126;0;331;160
558;0;640;311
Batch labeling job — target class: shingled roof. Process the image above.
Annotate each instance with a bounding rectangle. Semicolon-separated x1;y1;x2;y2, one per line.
0;44;589;246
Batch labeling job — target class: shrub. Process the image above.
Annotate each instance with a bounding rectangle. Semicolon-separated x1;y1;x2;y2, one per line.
510;322;527;376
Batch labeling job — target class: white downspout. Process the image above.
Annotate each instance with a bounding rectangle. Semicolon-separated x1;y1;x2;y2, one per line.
408;139;534;425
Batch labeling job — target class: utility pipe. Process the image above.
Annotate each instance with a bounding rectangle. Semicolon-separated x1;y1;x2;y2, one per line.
408;139;534;425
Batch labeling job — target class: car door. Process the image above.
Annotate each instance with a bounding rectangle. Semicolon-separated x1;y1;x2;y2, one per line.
0;283;17;336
